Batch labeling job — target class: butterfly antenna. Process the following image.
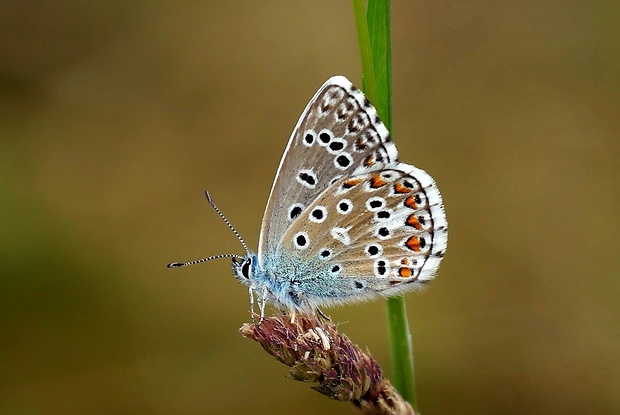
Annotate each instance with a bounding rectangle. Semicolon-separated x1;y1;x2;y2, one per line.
167;253;244;268
203;190;251;255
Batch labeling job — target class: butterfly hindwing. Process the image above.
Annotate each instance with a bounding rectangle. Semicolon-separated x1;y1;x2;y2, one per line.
276;164;447;306
257;76;397;261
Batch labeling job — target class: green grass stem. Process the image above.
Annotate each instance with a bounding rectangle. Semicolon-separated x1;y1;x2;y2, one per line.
352;0;418;408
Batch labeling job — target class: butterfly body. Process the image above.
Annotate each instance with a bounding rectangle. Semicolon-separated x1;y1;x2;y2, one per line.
233;250;361;312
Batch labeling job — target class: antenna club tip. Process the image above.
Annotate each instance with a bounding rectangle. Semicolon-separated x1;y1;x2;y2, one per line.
167;262;185;268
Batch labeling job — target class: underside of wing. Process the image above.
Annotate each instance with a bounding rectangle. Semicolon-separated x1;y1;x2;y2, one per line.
276;164;448;307
257;76;397;262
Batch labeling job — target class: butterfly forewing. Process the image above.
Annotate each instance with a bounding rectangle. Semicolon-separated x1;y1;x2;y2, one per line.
257;76;397;262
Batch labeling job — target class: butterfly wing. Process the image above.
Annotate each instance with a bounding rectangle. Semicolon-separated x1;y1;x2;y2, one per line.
276;164;448;307
257;76;398;262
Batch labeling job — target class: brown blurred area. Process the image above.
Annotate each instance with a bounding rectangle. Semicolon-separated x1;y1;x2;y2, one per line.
1;1;618;414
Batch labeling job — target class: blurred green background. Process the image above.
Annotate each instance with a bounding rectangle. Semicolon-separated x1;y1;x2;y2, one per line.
1;1;618;414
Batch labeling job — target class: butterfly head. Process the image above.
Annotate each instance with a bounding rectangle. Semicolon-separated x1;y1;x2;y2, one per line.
231;254;258;286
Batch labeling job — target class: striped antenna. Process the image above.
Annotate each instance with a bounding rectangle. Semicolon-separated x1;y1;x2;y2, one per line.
167;191;250;268
167;253;243;268
204;190;251;255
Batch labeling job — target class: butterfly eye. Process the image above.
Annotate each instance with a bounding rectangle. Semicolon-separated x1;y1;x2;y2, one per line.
241;258;252;279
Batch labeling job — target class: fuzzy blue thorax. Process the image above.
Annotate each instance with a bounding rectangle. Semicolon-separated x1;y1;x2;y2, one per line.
232;250;365;313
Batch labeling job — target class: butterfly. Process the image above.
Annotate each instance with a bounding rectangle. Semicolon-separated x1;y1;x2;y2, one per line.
169;76;448;319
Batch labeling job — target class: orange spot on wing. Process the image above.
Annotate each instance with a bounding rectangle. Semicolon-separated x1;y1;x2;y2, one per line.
356;138;369;151
364;155;376;167
401;258;410;265
399;267;413;278
405;236;421;252
404;195;417;209
370;174;387;188
406;215;423;230
394;182;412;194
343;177;362;188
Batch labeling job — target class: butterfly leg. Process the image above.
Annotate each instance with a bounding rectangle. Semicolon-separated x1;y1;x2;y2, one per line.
258;286;268;323
248;286;257;323
316;307;331;321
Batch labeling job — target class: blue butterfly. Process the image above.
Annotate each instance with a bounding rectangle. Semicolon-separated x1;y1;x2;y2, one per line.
169;76;447;319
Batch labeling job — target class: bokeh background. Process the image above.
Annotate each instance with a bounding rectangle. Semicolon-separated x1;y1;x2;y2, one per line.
1;1;618;414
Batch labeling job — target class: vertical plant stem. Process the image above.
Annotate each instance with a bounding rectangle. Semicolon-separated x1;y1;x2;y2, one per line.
386;297;417;405
353;0;418;408
365;0;392;130
352;0;378;103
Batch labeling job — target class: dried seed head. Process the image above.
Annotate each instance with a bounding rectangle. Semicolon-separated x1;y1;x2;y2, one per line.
240;314;415;415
